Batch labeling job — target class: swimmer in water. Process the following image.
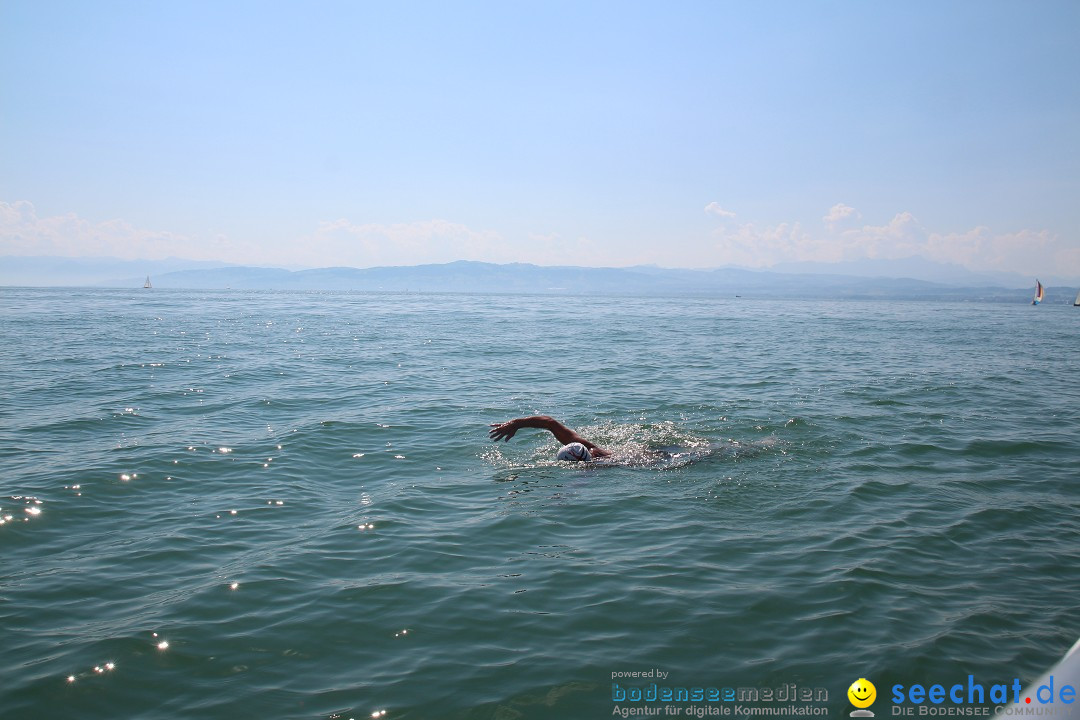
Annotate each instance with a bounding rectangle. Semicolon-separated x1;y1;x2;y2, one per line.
489;416;612;461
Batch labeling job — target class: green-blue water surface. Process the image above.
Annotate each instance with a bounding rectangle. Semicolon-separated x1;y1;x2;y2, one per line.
1;288;1078;719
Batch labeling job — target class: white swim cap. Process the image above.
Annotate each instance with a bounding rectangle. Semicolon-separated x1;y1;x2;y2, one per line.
556;442;592;462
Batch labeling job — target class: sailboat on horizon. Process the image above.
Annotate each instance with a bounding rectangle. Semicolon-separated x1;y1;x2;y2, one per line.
1032;279;1044;305
143;275;152;289
1074;288;1079;307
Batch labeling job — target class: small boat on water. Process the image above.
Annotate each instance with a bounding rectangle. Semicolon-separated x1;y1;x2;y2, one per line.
1074;288;1079;307
144;276;152;289
1032;279;1044;305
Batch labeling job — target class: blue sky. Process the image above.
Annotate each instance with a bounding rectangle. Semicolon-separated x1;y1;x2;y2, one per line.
2;0;1078;276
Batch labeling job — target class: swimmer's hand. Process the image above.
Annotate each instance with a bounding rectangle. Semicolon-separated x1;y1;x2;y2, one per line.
488;416;611;456
489;419;521;442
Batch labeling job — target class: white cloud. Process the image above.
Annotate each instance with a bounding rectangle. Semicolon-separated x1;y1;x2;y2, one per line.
710;221;814;267
704;202;736;219
0;200;522;267
6;198;1077;279
707;202;1078;278
923;226;1060;275
838;211;928;259
0;200;192;259
822;202;861;230
836;214;1067;277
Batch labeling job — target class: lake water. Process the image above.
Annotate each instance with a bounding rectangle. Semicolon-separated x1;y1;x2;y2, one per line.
2;288;1078;719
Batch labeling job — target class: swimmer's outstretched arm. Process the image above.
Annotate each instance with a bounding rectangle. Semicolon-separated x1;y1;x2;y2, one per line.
489;416;611;457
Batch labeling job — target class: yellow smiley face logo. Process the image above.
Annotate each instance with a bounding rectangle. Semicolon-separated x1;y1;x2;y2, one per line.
848;678;876;708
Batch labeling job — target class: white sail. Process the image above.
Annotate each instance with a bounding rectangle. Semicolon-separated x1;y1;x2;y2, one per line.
144;276;152;289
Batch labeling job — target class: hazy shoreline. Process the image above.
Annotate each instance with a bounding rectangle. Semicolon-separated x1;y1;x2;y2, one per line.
3;256;1077;303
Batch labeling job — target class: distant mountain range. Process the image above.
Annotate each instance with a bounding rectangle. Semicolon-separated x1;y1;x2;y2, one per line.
2;255;1078;304
768;257;1033;288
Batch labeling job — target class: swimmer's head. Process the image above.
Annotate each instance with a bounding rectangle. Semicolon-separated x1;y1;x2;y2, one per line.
556;442;592;462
